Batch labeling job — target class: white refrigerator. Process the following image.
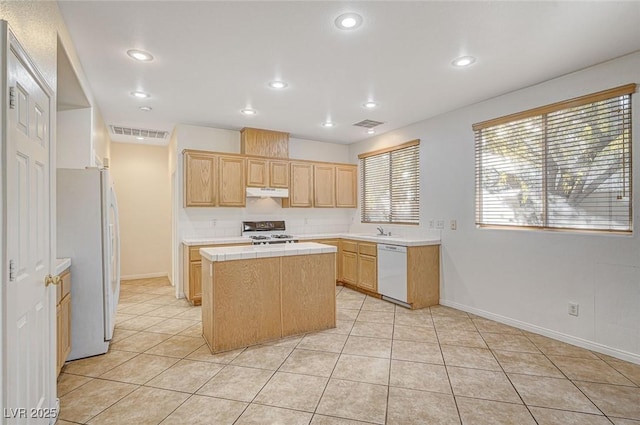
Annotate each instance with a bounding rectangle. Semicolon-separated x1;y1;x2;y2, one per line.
57;168;121;360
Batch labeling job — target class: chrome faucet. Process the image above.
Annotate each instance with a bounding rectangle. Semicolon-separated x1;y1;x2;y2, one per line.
377;226;386;236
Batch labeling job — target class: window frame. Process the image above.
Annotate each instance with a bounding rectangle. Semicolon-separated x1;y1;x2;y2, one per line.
473;84;635;234
358;139;420;225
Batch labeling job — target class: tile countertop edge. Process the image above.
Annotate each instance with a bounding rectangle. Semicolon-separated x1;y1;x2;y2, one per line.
184;233;440;247
55;258;71;275
200;242;338;262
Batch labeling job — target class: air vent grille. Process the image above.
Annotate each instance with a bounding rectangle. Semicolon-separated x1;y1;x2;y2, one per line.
352;119;384;128
110;125;169;139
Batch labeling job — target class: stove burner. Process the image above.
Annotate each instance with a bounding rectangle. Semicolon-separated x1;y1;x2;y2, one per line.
271;234;293;239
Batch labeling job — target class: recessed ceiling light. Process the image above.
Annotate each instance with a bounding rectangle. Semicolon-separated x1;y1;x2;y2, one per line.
363;101;378;109
322;121;335;128
131;91;150;99
139;106;152;112
241;108;257;115
335;13;363;30
268;80;288;89
367;129;376;134
136;136;145;140
126;49;154;62
452;56;476;67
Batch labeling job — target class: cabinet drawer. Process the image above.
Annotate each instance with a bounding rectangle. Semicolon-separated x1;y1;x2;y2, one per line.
358;242;377;257
341;240;358;253
57;269;71;304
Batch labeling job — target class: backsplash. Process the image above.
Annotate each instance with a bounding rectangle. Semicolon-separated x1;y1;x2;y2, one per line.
179;197;354;239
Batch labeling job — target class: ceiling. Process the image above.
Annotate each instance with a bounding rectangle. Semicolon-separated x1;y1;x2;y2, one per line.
57;1;640;146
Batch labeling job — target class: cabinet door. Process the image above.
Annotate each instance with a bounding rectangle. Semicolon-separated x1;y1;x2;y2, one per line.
314;164;336;207
240;127;289;158
288;163;314;207
336;165;358;208
189;262;203;305
358;254;377;292
341;251;358;285
218;156;246;207
184;151;217;207
60;295;71;369
269;160;290;188
56;302;63;374
246;158;268;187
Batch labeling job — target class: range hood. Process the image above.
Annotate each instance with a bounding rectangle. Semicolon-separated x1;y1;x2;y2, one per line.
246;187;289;198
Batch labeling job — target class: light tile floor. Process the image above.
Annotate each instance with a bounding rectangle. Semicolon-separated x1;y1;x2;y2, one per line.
57;277;640;425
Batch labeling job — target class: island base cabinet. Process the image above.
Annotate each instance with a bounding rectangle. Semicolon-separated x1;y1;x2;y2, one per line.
203;257;281;353
281;253;336;337
202;253;337;353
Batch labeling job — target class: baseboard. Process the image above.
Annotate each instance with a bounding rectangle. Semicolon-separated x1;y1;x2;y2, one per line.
121;272;168;281
440;299;640;365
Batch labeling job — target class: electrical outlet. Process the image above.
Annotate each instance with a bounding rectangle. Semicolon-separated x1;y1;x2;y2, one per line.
450;220;457;230
436;220;444;229
429;220;434;229
568;302;579;317
211;219;217;227
304;218;309;225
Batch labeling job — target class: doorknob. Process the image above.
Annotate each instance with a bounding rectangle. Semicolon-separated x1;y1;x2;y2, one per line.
45;274;61;286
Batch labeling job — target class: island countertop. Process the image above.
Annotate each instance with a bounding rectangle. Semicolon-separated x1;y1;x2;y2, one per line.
200;242;337;262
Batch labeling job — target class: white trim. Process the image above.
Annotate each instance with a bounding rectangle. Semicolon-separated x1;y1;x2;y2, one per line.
121;271;169;281
440;299;640;365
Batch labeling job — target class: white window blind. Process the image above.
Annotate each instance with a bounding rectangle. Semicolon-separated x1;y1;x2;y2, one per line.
359;140;420;224
474;84;635;232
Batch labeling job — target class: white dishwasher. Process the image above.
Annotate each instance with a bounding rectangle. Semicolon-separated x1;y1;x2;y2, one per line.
377;244;409;308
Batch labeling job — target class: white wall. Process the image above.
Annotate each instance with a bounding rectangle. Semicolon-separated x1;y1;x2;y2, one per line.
172;124;357;293
110;142;171;280
349;52;640;362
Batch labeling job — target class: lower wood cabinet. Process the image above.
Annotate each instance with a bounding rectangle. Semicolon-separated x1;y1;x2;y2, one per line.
337;239;440;309
183;243;251;305
57;268;71;376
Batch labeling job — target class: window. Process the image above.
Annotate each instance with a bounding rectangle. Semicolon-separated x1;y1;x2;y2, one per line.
359;140;420;224
474;84;635;232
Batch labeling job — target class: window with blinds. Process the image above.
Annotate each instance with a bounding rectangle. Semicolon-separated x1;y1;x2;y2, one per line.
359;140;420;224
474;84;635;233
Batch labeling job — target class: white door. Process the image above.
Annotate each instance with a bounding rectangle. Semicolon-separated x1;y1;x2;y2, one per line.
4;26;54;424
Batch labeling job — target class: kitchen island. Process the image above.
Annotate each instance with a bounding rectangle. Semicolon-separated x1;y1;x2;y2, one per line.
200;243;337;353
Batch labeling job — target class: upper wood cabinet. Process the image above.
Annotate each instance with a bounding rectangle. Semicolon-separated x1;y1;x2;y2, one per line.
285;162;314;207
240;127;289;158
184;151;217;207
246;158;268;187
336;165;358;208
218;156;246;207
314;164;336;208
246;158;290;188
269;160;290;188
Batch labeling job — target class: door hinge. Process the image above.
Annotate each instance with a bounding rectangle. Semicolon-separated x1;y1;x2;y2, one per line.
9;259;16;282
9;86;15;109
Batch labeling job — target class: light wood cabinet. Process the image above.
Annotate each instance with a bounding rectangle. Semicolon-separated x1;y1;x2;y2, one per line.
269;160;290;188
338;240;377;293
246;158;268;187
407;245;440;309
341;251;358;285
246;158;290;188
240;127;289;158
314;164;336;207
357;254;377;292
184;151;217;207
56;268;71;376
218;156;246;207
183;243;251;305
336;165;358;208
284;162;314;207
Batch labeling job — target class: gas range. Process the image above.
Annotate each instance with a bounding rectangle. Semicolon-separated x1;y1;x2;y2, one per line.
242;221;299;245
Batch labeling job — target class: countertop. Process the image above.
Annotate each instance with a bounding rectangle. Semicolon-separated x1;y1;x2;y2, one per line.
56;258;71;275
200;242;337;262
184;233;440;247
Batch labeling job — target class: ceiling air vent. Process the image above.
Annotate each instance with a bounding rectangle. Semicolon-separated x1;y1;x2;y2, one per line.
352;119;384;129
110;125;169;139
